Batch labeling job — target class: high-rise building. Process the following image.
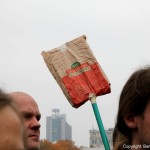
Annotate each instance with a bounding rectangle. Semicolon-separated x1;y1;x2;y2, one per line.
46;109;72;142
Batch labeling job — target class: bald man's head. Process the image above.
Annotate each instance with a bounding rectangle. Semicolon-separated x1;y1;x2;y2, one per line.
9;91;41;150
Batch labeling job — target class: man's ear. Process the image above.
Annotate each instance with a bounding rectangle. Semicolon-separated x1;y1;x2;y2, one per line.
124;114;137;128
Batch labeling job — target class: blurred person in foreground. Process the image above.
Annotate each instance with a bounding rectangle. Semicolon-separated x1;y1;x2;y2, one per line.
0;90;26;150
9;91;41;150
113;66;150;150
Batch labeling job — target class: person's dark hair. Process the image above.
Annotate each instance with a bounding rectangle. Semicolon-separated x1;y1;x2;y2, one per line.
0;89;27;150
0;90;20;115
113;66;150;150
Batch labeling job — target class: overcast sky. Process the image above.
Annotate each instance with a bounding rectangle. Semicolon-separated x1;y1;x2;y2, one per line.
0;0;150;147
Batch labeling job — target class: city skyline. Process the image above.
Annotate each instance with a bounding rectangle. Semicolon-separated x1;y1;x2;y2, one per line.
45;108;113;148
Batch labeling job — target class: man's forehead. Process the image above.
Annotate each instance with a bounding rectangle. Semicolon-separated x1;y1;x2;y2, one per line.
21;108;40;116
16;101;41;117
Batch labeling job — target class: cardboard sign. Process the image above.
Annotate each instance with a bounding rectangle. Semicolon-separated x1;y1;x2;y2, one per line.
41;35;111;108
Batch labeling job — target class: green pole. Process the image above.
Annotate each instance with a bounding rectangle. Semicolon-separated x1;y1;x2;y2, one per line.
90;95;110;150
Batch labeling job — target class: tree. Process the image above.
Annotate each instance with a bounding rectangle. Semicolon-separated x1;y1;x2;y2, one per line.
40;139;54;150
53;140;80;150
40;139;80;150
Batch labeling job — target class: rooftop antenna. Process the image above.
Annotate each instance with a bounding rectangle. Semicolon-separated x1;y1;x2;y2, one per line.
52;108;60;115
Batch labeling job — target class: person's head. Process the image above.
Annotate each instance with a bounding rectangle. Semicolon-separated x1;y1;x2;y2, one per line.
113;66;150;149
9;91;41;150
0;90;26;150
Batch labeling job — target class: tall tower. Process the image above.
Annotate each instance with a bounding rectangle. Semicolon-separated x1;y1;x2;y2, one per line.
46;109;72;142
